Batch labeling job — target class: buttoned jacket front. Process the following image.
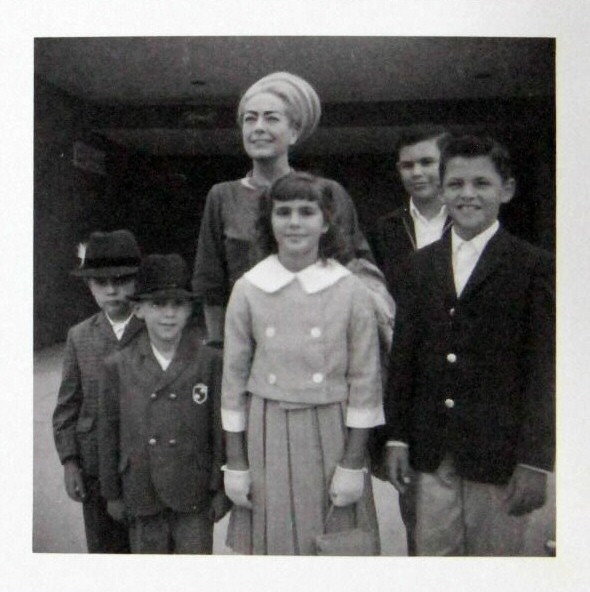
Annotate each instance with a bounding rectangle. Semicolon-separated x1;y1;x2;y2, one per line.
384;229;555;484
222;256;384;432
99;325;224;517
52;312;144;477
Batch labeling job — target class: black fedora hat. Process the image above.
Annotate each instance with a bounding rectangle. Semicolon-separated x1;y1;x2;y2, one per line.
71;230;141;278
130;254;196;301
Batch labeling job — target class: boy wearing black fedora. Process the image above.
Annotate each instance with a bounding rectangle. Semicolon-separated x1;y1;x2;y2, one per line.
52;229;144;553
98;254;230;554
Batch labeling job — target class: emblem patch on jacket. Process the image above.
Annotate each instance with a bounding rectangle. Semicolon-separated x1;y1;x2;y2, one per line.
192;383;208;404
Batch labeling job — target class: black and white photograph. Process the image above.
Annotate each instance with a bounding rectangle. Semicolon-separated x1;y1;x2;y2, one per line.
2;1;589;591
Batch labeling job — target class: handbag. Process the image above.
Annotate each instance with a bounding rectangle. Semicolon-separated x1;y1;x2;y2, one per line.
313;504;378;556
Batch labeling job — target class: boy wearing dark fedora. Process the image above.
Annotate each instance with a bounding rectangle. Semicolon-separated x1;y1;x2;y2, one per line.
98;254;230;554
52;229;144;553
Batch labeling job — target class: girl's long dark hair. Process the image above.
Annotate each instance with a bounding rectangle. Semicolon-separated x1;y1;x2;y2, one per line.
255;172;346;261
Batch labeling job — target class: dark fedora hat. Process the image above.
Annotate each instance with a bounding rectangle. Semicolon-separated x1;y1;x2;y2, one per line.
130;254;196;301
71;230;141;278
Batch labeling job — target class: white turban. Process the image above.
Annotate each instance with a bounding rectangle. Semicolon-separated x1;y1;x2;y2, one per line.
237;72;322;144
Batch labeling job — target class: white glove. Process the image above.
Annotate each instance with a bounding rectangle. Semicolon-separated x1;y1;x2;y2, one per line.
222;465;252;509
329;464;367;507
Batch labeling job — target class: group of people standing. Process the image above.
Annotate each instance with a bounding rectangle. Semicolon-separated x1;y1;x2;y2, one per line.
52;71;554;557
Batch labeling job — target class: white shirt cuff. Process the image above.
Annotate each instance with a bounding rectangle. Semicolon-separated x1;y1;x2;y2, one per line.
385;440;409;448
346;405;385;428
518;463;551;475
221;408;247;432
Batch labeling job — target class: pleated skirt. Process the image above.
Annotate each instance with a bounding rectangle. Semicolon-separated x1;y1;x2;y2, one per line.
226;394;380;555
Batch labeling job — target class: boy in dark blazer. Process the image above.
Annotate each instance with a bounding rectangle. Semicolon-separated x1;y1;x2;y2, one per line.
384;136;555;555
371;124;452;300
98;254;229;554
52;229;144;553
370;125;452;555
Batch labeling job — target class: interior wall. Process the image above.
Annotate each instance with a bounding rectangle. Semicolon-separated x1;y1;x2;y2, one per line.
35;90;554;349
34;79;105;349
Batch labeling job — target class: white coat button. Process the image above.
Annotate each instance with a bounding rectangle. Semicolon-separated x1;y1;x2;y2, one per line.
169;393;177;400
446;353;457;363
310;327;321;338
312;373;324;384
444;398;455;408
265;326;276;337
168;439;177;446
150;392;157;400
268;374;277;384
449;308;456;316
148;438;157;446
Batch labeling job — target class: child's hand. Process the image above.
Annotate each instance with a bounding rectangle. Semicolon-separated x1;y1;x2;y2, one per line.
107;499;127;523
64;460;86;502
329;465;366;506
503;465;547;516
222;466;252;509
208;491;232;523
385;446;412;494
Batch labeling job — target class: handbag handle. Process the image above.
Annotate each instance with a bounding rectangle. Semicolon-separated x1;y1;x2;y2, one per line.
323;503;337;529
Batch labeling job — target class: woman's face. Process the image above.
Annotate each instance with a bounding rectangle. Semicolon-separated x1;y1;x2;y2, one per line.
241;92;299;162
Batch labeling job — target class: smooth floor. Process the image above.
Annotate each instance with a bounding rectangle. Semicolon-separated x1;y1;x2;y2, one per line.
33;343;553;555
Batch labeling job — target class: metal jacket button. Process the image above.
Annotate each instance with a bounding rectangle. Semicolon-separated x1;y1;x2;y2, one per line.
310;327;321;338
444;398;455;408
148;438;157;446
446;353;457;363
265;326;276;337
312;373;324;384
169;393;177;400
168;439;177;446
268;374;277;384
150;392;157;400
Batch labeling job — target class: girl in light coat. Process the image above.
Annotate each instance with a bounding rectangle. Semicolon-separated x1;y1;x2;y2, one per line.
221;172;383;555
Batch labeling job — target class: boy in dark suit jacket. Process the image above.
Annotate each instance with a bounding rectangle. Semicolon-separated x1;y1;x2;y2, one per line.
52;229;144;553
371;124;452;300
370;125;452;555
384;135;555;555
98;254;230;554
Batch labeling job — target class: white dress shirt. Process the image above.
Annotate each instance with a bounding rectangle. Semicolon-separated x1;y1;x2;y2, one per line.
150;343;172;371
105;312;134;341
409;198;448;249
451;221;499;296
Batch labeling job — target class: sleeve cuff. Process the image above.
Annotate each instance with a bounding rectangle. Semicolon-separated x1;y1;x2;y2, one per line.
518;463;551;475
346;405;385;428
385;440;409;448
221;408;247;432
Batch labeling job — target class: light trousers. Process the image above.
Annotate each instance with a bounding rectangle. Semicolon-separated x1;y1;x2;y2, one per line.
415;454;528;556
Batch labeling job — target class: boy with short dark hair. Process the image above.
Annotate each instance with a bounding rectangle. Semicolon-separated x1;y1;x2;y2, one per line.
384;135;555;556
52;229;144;553
371;124;452;299
370;124;451;554
98;254;229;554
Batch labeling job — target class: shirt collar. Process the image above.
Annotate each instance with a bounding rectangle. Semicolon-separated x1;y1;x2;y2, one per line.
244;254;350;294
105;311;134;339
409;198;447;224
451;220;500;255
240;169;295;191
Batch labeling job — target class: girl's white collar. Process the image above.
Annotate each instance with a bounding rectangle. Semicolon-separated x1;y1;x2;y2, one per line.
244;255;350;294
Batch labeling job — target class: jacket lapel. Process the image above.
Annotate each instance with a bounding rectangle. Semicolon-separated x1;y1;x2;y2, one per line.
136;331;165;384
400;207;417;251
120;315;144;347
431;233;457;302
153;327;200;391
95;312;118;344
459;228;511;300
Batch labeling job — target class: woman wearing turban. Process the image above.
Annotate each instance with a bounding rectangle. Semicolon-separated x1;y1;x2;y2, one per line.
192;72;373;343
